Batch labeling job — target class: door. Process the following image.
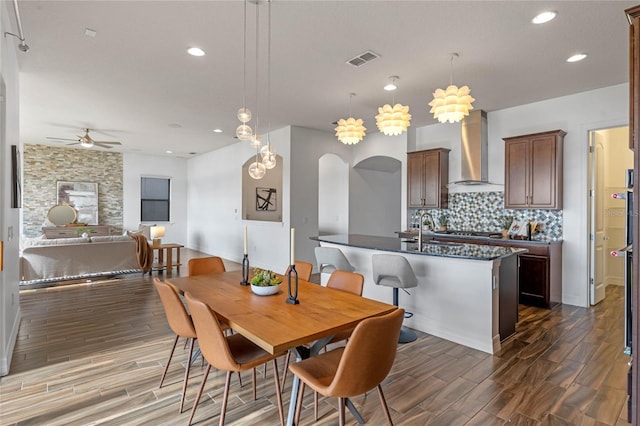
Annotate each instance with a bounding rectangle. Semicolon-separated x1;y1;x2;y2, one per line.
590;132;606;305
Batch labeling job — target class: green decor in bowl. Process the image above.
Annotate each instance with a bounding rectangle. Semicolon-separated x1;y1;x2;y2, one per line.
250;268;283;295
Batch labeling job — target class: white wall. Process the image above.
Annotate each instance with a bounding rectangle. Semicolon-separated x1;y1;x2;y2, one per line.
0;1;23;376
122;153;188;245
318;153;349;235
413;84;629;307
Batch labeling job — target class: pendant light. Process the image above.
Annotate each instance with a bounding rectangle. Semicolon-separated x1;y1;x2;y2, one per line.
248;147;267;179
428;53;475;124
335;93;366;145
261;0;276;169
237;0;253;140
375;76;411;136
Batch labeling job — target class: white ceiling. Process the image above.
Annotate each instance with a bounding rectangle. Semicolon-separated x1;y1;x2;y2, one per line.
8;0;637;158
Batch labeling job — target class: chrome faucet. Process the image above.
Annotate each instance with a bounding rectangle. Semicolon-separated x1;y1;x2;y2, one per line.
418;211;436;250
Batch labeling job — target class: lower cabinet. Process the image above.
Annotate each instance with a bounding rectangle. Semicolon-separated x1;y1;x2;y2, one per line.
519;254;549;308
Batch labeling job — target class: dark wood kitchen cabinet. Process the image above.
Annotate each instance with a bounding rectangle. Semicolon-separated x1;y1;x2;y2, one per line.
407;148;449;208
503;130;565;209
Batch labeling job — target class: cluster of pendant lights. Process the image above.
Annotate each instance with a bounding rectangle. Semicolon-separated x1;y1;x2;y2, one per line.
238;0;276;180
334;53;475;145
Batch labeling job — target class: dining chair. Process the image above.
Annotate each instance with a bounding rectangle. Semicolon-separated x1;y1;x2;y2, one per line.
284;260;313;282
281;270;364;419
288;308;404;426
188;256;226;276
184;292;285;426
153;278;199;413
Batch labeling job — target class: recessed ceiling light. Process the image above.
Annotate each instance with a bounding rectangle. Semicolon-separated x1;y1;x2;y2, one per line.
532;11;557;24
384;76;399;91
166;150;173;154
187;47;205;57
213;128;223;133
566;53;588;63
84;28;97;37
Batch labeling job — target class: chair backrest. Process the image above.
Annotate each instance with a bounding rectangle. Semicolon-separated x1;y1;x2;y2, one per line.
284;261;313;282
188;256;226;276
153;278;196;338
184;292;240;371
314;247;354;273
372;254;418;289
326;270;364;296
325;308;404;397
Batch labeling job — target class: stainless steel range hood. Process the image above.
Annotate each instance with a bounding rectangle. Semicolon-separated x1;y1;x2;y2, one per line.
455;109;488;185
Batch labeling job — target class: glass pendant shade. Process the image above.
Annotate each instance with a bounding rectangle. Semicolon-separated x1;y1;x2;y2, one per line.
236;124;253;140
237;107;252;123
260;145;277;169
375;103;411;136
249;134;262;148
248;161;266;179
428;85;475;123
335;117;366;145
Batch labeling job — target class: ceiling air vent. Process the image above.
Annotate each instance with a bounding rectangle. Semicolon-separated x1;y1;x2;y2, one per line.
346;50;380;67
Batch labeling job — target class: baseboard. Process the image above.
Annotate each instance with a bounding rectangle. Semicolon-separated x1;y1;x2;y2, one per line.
0;305;21;376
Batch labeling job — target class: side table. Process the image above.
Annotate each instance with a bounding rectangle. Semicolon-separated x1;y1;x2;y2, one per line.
150;243;184;275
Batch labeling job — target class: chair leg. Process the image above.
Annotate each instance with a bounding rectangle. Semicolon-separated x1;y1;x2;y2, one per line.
377;384;393;426
237;371;243;387
187;364;211;426
159;335;179;388
281;350;290;390
179;337;195;413
271;360;284;426
338;397;345;426
219;371;232;426
294;381;305;426
252;368;257;400
314;390;318;421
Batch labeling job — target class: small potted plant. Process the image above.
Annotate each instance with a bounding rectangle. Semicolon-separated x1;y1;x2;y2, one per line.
500;216;514;238
250;267;283;296
438;211;449;231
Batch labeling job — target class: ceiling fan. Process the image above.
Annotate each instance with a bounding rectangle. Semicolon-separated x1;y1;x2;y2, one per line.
46;128;122;149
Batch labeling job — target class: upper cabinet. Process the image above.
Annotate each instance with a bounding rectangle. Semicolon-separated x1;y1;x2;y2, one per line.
503;130;565;210
407;148;450;208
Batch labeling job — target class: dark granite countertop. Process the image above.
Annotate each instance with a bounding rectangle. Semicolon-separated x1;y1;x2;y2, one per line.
397;230;563;245
311;234;527;261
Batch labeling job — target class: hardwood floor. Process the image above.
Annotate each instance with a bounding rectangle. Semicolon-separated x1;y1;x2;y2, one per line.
0;250;632;425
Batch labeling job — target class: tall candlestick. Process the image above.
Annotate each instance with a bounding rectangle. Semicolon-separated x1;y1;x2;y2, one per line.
290;228;295;265
243;225;248;255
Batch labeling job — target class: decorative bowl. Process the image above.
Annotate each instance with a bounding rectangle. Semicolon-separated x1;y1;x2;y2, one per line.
251;283;281;296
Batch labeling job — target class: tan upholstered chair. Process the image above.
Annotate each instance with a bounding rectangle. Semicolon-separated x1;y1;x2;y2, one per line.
188;256;226;276
281;270;365;419
153;278;199;413
289;308;404;426
184;292;285;426
284;260;313;282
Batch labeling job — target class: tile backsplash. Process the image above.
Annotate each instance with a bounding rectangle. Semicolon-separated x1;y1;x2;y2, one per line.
409;191;563;240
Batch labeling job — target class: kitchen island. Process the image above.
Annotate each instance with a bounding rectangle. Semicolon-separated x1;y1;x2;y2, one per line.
311;234;527;354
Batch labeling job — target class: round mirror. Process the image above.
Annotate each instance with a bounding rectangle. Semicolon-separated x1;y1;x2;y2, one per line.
47;204;77;226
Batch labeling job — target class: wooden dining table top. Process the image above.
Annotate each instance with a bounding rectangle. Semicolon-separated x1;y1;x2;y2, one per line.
166;270;397;355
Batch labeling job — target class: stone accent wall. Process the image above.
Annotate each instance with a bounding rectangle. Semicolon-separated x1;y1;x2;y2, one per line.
23;144;124;237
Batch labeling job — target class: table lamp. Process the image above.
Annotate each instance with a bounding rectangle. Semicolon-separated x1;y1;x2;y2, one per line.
150;226;165;247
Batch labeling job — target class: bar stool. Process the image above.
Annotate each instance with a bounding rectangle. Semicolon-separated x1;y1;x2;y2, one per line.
372;253;418;343
314;246;355;285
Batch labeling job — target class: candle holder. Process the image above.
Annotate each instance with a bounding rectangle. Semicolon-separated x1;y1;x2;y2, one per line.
240;254;250;286
286;264;299;304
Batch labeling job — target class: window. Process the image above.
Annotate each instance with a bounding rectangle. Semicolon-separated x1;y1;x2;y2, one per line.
141;177;170;222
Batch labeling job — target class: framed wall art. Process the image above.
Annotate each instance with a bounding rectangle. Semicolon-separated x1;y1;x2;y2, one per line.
11;145;21;208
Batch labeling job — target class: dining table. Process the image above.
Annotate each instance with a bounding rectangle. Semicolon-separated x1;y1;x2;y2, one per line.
166;269;397;426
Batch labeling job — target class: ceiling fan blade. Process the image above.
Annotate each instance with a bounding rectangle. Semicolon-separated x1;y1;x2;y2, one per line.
93;141;122;145
94;143;115;149
46;136;79;142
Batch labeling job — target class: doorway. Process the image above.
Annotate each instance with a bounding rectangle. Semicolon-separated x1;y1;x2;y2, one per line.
588;126;632;305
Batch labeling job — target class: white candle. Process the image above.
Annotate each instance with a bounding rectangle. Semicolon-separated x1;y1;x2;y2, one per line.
243;225;248;255
290;228;295;265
